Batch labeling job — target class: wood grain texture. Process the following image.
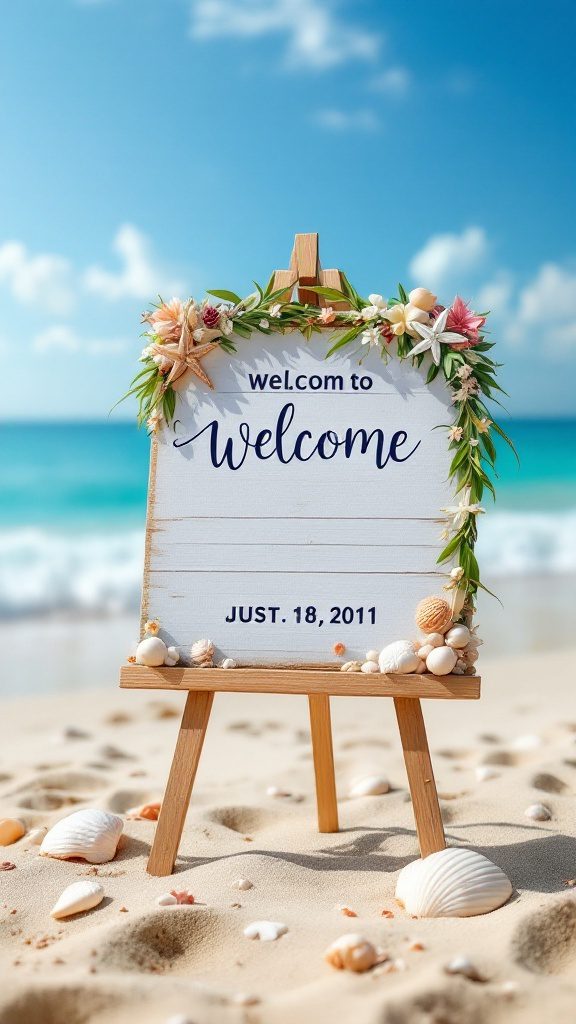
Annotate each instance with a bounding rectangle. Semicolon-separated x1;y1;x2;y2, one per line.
394;697;446;857
120;666;481;699
147;689;214;876
308;694;339;832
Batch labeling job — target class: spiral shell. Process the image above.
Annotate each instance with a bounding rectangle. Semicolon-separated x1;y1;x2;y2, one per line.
40;809;123;864
51;880;104;919
190;638;214;667
324;933;379;972
415;596;453;634
395;847;512;918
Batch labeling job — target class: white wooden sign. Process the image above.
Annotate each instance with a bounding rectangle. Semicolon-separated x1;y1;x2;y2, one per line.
142;332;455;665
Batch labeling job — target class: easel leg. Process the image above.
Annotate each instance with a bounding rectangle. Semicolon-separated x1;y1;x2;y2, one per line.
394;697;445;858
147;690;214;876
308;694;339;833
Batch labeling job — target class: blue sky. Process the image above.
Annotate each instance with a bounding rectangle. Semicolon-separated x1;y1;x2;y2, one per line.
1;0;575;418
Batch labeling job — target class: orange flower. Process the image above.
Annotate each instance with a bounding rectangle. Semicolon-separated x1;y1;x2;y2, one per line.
333;642;346;656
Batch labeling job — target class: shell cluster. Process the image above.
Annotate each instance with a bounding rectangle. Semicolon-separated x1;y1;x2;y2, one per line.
40;808;123;864
395;847;512;918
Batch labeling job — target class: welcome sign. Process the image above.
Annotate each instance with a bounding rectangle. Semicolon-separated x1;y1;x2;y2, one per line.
143;334;455;665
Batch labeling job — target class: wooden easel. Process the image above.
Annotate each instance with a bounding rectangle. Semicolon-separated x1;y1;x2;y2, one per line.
120;235;481;876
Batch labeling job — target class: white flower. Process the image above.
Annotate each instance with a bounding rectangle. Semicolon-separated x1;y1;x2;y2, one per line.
361;327;381;348
409;308;467;366
220;314;233;336
456;364;473;380
260;318;269;329
452;377;480;403
444;565;465;590
193;328;205;342
477;417;492;433
441;488;485;529
269;303;283;318
368;293;387;309
470;438;479;447
361;304;381;321
448;425;464;442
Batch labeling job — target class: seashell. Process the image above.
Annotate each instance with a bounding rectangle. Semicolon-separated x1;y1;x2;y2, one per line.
341;660;362;672
220;658;237;669
365;649;380;663
423;633;444;648
324;933;379;973
266;785;291;798
452;662;466;675
444;955;486;982
524;803;551;821
156;892;178;906
415;596;453;634
415;660;427;673
475;766;499;782
462;646;479;664
395;847;512;918
233;878;253;890
444;624;471;650
378;640;420;675
361;660;379;673
25;826;48;846
349;775;390;797
126;802;161;821
426;646;457;676
190;638;214;667
40;808;123;864
417;644;433;660
164;646;180;667
243;920;288;941
136;636;168;667
0;818;25;846
51;880;104;920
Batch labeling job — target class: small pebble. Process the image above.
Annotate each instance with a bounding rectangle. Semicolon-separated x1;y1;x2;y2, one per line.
525;803;552;821
512;734;542;751
266;785;291;798
0;862;16;871
475;765;499;782
444;955;486;982
231;994;260;1007
233;878;253;891
349;776;390;797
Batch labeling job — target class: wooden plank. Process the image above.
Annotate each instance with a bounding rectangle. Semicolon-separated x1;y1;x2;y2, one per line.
294;232;320;304
394;697;446;857
120;666;481;699
147;689;214;876
150;516;449;547
320;267;349;310
308;694;339;832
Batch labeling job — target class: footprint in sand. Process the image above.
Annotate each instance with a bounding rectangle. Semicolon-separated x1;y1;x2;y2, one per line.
530;772;568;795
105;789;161;814
205;805;279;835
93;907;228;976
5;769;108;811
511;896;576;974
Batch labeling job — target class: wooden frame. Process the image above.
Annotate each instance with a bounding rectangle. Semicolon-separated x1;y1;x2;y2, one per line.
120;665;480;876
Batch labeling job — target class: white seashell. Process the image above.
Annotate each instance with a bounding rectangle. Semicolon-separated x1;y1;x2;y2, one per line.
341;660;362;672
266;785;291;798
25;827;48;846
220;658;237;669
361;660;379;673
324;933;379;972
444;624;471;650
349;775;390;797
40;808;123;864
156;892;178;906
524;803;551;821
51;880;104;919
423;633;444;648
417;644;433;660
426;646;457;676
190;638;214;667
136;637;167;667
475;766;499;782
233;878;253;890
365;650;380;663
378;640;420;674
243;920;288;941
164;646;180;667
395;847;512;918
415;660;427;673
444;955;485;981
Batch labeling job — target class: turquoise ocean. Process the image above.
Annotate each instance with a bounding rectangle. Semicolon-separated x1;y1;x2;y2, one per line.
1;420;575;618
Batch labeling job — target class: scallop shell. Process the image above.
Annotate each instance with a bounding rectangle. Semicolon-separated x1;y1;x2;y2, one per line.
349;776;390;797
0;818;25;846
190;638;214;667
415;596;453;634
136;637;167;667
40;809;123;864
378;640;420;674
51;880;104;919
324;933;379;972
361;660;379;673
444;624;471;650
395;847;512;918
426;646;457;676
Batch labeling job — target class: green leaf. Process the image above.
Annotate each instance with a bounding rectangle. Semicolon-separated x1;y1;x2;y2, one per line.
309;286;350;303
232;320;252;338
326;326;363;358
491;420;520;464
398;283;408;303
207;289;242;304
437;532;462;563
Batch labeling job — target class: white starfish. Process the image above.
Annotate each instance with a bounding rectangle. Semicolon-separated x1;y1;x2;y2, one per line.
409;308;466;365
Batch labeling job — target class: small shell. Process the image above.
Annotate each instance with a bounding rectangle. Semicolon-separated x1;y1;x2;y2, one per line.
51;880;104;920
475;766;499;782
524;803;551;821
126;802;161;821
444;955;485;982
190;638;214;667
243;920;288;941
444;624;471;650
40;808;123;864
361;660;379;673
415;596;453;635
395;847;512;918
0;819;25;846
423;633;445;648
136;636;167;667
164;646;180;667
426;646;457;676
378;640;420;674
365;649;380;663
462;646;479;664
233;878;253;891
266;785;291;798
325;933;379;973
25;826;48;846
341;660;362;673
349;776;390;797
156;892;178;906
415;660;427;673
417;644;433;660
220;658;237;669
512;734;542;751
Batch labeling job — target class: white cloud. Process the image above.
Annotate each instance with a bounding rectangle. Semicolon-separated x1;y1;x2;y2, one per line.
369;67;411;96
410;227;488;290
505;263;576;354
84;224;183;302
475;272;514;317
314;108;380;133
0;241;74;314
190;0;380;70
33;325;127;356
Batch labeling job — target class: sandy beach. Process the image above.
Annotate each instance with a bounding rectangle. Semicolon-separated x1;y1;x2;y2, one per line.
2;646;576;1023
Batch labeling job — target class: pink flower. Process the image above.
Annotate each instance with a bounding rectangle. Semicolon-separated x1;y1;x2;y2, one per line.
149;298;184;342
446;297;486;347
202;305;220;329
319;306;336;325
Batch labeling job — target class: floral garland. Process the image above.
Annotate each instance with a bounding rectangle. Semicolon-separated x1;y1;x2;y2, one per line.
120;274;516;608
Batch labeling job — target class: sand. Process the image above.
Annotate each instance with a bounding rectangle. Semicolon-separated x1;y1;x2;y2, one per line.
1;648;576;1024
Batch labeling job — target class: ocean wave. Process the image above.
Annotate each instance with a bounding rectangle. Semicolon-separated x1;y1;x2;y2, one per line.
0;513;574;617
